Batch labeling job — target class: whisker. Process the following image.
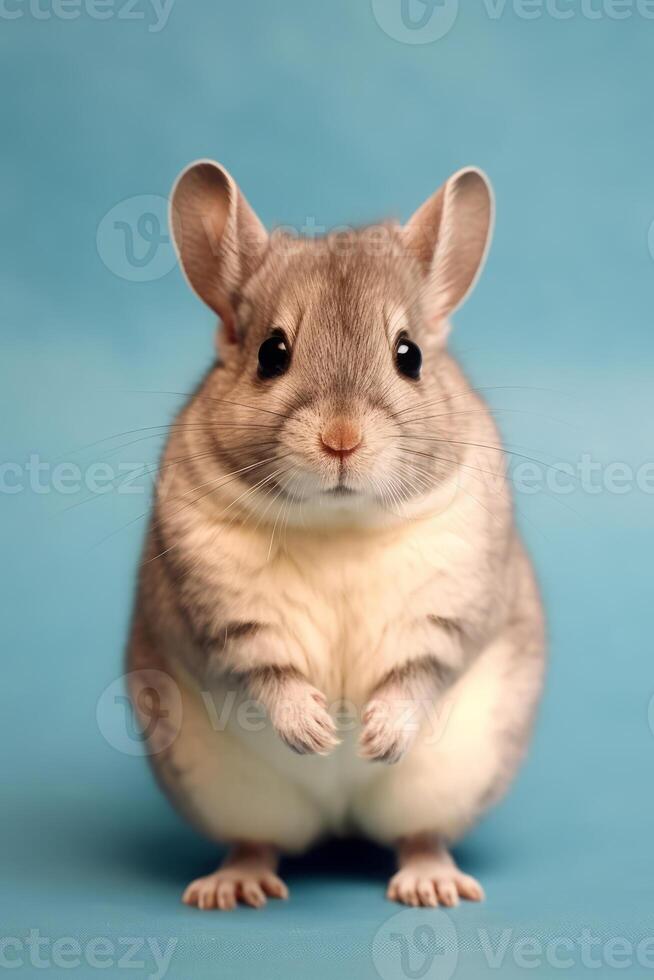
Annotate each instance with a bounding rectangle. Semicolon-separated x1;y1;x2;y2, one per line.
214;467;295;541
396;446;505;481
88;454;288;550
395;451;525;532
397;406;577;429
63;431;284;513
145;465;292;564
118;388;295;422
99;431;279;463
267;481;291;561
388;385;569;421
176;454;289;500
398;446;583;522
427;438;578;483
55;421;277;461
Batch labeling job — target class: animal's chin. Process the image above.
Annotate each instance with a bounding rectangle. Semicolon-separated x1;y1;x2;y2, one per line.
276;465;366;502
298;484;365;505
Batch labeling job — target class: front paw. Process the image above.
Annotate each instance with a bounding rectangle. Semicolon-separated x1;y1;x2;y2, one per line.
359;698;417;764
270;684;339;756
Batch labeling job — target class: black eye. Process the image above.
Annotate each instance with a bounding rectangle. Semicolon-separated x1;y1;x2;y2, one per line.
258;332;290;379
395;336;422;380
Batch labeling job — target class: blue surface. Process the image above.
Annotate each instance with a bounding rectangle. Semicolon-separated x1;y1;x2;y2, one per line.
2;3;654;978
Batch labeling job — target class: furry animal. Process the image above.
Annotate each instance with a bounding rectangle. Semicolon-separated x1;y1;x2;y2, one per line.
127;159;545;910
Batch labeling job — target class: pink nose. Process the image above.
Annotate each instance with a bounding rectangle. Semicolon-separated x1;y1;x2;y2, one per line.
320;417;362;459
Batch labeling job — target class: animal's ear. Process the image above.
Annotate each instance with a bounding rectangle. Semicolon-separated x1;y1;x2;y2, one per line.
403;167;494;340
170;160;268;342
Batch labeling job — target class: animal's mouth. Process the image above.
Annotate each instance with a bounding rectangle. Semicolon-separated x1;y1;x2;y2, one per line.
325;486;356;496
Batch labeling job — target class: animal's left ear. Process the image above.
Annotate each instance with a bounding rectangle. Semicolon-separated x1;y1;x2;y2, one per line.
403;168;494;339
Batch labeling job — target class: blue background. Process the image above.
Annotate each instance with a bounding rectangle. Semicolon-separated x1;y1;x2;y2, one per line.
2;1;654;977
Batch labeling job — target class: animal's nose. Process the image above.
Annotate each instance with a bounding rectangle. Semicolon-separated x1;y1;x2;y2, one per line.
320;417;362;459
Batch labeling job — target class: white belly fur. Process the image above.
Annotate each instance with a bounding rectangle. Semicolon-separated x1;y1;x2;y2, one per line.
168;636;515;852
161;501;528;852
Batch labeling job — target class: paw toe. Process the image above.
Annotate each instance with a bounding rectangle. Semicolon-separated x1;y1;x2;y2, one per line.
181;881;199;906
456;874;484;902
262;873;289;899
240;881;266;908
397;881;419;906
199;888;217;910
387;864;485;908
435;880;459;907
417;879;439;907
216;881;237;911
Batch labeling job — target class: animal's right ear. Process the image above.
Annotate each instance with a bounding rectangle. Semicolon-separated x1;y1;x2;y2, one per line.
169;160;268;342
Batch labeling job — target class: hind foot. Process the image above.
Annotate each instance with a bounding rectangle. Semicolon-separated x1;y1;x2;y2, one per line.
387;834;484;908
182;843;288;911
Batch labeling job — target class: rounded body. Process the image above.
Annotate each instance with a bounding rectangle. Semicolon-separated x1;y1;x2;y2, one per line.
127;355;546;853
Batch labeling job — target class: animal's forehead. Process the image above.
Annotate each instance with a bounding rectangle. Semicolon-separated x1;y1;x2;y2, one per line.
261;234;414;339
